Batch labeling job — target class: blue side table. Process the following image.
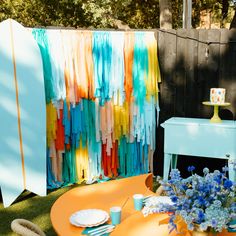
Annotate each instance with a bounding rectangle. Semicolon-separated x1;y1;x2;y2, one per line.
161;117;236;181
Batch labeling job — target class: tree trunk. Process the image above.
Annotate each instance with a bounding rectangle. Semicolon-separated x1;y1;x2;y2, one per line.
230;9;236;29
159;0;172;29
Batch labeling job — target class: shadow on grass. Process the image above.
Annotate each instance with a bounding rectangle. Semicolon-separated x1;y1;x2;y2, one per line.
0;184;81;236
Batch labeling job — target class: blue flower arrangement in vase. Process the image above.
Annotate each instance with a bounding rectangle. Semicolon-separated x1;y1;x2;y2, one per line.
157;166;236;235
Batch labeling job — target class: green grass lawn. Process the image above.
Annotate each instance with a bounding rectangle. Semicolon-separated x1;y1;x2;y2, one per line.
0;184;81;236
0;177;158;236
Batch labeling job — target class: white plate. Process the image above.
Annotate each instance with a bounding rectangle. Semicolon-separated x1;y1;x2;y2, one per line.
70;215;109;228
70;209;109;227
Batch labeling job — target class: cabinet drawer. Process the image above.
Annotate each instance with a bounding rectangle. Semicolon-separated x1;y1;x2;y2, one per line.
164;124;236;158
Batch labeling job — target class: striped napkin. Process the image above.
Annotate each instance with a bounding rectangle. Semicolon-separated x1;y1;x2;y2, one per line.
82;223;112;236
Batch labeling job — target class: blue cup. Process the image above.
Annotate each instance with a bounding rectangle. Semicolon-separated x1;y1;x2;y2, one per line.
110;207;121;225
133;194;144;211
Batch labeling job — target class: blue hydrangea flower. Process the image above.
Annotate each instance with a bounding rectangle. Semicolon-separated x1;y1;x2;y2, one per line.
187;166;195;172
222;166;229;172
186;189;194;197
188;223;194;231
224;179;233;189
143;167;236;233
200;222;208;231
170;196;178;203
169;169;181;181
203;167;209;175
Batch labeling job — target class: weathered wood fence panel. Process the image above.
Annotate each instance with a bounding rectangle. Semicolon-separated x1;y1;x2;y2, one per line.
185;29;199;117
155;29;236;177
157;28;235;121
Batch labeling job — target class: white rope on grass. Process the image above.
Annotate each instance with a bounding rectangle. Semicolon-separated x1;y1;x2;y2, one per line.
11;219;46;236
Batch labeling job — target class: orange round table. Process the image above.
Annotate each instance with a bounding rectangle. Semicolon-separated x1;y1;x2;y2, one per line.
50;174;234;236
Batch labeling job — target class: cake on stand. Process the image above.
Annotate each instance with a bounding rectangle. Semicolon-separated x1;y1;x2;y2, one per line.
202;101;231;123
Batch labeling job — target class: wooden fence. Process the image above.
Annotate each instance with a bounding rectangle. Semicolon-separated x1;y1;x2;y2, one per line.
155;28;236;177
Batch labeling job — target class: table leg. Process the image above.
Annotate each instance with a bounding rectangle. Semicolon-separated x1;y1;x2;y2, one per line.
228;159;236;182
163;153;172;180
171;154;178;169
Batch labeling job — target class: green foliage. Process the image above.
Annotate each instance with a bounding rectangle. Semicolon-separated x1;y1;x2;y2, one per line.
82;0;115;28
172;0;183;29
192;0;234;28
0;0;235;29
73;0;160;29
0;0;160;28
116;0;160;29
0;0;87;27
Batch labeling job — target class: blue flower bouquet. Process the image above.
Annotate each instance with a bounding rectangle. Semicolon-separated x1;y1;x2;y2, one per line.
158;166;236;234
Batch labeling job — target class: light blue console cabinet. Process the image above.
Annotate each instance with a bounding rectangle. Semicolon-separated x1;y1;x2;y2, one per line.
161;117;236;181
